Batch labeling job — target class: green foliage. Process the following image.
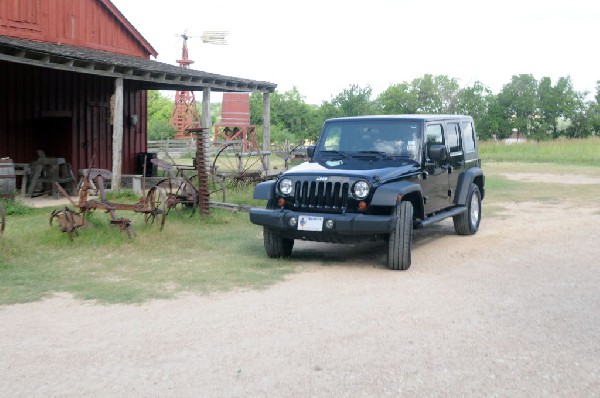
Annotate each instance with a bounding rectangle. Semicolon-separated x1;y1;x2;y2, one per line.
104;189;140;201
0;197;33;215
251;88;322;142
147;90;176;140
376;82;418;114
328;84;376;116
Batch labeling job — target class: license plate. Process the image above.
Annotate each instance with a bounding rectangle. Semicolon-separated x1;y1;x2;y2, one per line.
297;215;323;231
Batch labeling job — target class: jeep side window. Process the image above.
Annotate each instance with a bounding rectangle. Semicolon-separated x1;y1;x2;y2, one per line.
446;123;462;153
425;124;443;159
461;121;476;152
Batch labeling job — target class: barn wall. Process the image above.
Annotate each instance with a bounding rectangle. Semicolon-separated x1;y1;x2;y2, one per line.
0;0;149;57
0;61;147;175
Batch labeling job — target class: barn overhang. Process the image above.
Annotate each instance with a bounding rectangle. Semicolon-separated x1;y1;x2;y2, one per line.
0;35;277;93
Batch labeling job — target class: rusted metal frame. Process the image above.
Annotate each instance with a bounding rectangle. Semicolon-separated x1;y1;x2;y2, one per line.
51;167;164;238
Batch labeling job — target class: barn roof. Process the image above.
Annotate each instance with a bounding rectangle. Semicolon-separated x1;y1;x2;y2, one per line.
0;35;277;93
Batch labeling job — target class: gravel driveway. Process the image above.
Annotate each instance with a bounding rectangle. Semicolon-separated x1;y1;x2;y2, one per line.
1;200;599;397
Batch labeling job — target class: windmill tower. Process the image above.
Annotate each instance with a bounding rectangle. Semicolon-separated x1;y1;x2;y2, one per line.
170;32;228;140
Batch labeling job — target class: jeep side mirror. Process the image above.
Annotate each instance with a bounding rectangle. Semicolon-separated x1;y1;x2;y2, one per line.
306;145;315;160
429;145;447;162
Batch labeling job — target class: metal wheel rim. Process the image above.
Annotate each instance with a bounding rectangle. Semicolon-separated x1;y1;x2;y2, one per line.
470;192;480;227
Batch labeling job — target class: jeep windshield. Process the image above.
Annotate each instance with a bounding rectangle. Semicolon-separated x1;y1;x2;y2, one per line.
313;120;422;167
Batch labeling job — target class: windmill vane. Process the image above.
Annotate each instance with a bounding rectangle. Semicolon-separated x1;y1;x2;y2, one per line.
170;30;228;138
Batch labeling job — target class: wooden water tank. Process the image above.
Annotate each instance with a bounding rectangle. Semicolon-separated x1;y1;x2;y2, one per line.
221;93;250;125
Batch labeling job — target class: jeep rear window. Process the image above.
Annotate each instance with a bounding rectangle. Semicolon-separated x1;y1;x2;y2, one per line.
316;121;422;162
461;121;477;152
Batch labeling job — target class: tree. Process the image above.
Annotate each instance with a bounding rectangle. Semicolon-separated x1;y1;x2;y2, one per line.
497;74;538;138
250;88;322;143
408;74;460;113
567;81;599;138
376;82;418;114
537;76;579;138
456;81;499;140
329;84;375;117
147;91;175;140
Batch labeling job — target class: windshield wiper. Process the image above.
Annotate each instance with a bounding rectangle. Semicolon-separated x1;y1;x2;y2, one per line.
317;150;348;158
353;151;391;159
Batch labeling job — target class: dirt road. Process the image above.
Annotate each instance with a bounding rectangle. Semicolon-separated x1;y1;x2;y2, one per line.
1;200;599;397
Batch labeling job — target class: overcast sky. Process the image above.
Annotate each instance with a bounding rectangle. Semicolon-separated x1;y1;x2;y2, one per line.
112;0;599;104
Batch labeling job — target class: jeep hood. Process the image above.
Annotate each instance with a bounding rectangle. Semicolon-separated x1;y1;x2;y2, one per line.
282;161;419;183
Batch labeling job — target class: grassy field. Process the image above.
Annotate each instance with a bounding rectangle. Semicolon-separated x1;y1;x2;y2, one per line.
479;137;600;166
1;138;599;305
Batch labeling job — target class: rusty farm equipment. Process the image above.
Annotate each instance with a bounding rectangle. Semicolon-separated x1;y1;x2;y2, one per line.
50;168;166;239
149;140;262;214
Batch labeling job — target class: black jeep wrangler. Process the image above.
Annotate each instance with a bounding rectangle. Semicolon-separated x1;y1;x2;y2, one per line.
249;115;485;270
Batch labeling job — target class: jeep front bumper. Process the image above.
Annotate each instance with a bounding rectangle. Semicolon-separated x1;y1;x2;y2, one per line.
249;208;397;239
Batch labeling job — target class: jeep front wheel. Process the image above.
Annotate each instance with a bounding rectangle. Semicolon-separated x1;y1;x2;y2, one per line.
387;201;413;270
453;183;482;235
263;227;294;258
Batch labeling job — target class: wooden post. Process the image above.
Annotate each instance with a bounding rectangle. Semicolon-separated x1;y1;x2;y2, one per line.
111;77;124;190
262;92;271;173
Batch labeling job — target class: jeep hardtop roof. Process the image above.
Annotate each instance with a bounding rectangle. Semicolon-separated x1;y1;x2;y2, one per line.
326;115;473;123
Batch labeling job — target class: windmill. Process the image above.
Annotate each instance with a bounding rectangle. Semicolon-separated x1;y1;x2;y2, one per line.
170;31;229;140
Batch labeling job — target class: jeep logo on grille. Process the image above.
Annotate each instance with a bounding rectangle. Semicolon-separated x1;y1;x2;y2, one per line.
315;176;328;182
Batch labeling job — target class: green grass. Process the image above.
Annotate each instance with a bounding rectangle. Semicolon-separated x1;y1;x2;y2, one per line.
479;137;600;166
0;200;294;305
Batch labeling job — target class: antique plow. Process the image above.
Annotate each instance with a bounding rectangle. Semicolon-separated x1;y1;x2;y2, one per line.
50;168;166;239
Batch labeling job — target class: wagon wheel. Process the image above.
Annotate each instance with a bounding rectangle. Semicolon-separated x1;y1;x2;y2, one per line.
154;177;199;217
0;203;5;236
145;186;167;230
211;143;264;192
188;173;227;203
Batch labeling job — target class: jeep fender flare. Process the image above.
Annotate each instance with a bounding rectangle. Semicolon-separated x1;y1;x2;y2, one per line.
371;181;424;218
253;180;276;200
454;167;485;206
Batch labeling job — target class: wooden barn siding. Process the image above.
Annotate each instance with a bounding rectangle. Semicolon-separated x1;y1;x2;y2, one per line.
123;81;147;174
0;0;148;57
0;61;147;175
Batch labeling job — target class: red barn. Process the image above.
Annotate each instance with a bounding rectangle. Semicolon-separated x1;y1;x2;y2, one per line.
0;0;276;190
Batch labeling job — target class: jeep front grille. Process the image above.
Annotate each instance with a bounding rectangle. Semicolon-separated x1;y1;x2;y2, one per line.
293;180;350;211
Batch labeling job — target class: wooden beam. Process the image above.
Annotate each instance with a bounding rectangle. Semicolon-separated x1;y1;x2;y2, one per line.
111;78;124;190
262;92;271;172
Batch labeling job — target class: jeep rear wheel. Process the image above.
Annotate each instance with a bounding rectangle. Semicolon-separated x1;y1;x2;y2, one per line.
387;201;413;270
453;183;481;235
263;227;294;258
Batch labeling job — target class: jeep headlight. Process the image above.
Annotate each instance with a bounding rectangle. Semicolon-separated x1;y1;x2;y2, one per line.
279;178;293;195
352;180;370;199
